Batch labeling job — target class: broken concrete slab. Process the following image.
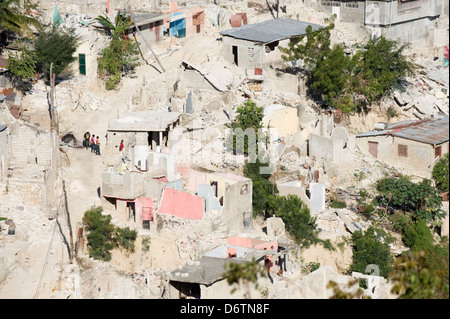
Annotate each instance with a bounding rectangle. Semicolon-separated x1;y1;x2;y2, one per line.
197;184;222;212
335;209;358;233
262;104;299;138
310;183;325;215
266;216;285;238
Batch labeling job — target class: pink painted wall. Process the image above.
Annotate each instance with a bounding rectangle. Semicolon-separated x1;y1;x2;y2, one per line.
134;196;155;223
227;236;278;251
186;168;206;193
158;187;204;220
162;2;204;36
176;164;190;176
227;236;252;248
184;7;204;37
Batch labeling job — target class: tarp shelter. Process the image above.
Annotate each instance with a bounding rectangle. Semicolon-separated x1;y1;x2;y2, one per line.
170;12;186;38
53;6;64;26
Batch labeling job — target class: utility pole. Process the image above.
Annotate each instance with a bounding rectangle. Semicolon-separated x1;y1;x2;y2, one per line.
132;22;166;73
276;0;279;18
49;63;55;131
63;180;74;264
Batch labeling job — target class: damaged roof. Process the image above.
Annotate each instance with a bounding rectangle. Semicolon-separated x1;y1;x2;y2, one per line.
219;17;323;44
356;116;449;145
169;250;269;285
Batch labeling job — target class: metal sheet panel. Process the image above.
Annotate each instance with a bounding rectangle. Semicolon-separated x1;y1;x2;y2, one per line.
392;116;449;145
220;17;323;43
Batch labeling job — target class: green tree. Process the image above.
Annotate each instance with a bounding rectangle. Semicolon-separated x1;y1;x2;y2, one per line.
82;206;138;261
279;16;335;69
227;99;264;156
0;0;40;38
390;250;447;299
432;153;449;193
375;175;444;223
356;36;414;103
309;44;360;112
280;17;414;113
34;24;78;77
243;156;278;217
82;206;116;261
274;195;319;248
96;11;140;90
6;40;36;90
96;11;133;36
350;227;394;278
402;218;435;252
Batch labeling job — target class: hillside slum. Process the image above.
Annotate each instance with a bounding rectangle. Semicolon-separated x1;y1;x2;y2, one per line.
0;0;448;299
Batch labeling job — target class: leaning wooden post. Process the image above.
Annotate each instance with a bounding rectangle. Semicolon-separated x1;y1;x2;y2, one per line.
63;180;74;263
132;21;166;73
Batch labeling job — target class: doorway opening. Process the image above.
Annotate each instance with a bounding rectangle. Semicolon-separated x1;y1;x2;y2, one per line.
232;45;238;65
127;202;136;222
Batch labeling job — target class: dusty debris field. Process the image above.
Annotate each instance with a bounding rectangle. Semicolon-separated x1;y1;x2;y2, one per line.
1;0;448;299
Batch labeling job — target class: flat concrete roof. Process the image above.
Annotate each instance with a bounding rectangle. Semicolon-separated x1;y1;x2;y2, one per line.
108;111;181;132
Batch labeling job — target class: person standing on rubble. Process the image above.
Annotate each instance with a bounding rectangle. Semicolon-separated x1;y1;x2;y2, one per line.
91;134;96;153
84;131;90;149
119;140;124;154
96;136;101;155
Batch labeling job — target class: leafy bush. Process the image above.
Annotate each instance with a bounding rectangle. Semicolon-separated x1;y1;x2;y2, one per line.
349;227;394;278
375;176;444;223
432;153;449;193
402;218;434;251
244;157;278;217
82;206;115;261
279;17;414;113
82;206;137;261
274;195;319;248
390;248;449;299
227;99;264;156
96;12;140;90
330;199;346;209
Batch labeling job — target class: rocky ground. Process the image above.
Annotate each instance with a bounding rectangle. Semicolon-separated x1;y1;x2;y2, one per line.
0;0;448;299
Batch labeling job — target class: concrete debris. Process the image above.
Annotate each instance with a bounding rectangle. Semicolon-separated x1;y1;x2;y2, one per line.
314;208;370;240
2;0;447;300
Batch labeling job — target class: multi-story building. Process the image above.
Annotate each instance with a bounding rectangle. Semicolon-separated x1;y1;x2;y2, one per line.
306;0;445;43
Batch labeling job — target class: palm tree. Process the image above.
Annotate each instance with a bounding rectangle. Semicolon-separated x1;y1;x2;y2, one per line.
0;0;40;35
95;11;133;37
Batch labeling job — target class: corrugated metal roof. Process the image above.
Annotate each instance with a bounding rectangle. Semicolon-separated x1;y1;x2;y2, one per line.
392;116;449;145
219;17;323;44
356;117;449;145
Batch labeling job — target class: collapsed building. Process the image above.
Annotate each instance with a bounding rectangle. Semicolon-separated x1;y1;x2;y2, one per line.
168;235;296;299
0;102;59;215
2;0;448;300
307;0;446;44
220;17;323;71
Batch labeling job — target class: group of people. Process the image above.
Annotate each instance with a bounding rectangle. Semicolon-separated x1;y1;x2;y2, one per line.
83;131;101;155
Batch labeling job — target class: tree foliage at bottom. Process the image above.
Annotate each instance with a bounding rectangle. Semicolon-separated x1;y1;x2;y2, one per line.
349;227;394;278
82;206;137;261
